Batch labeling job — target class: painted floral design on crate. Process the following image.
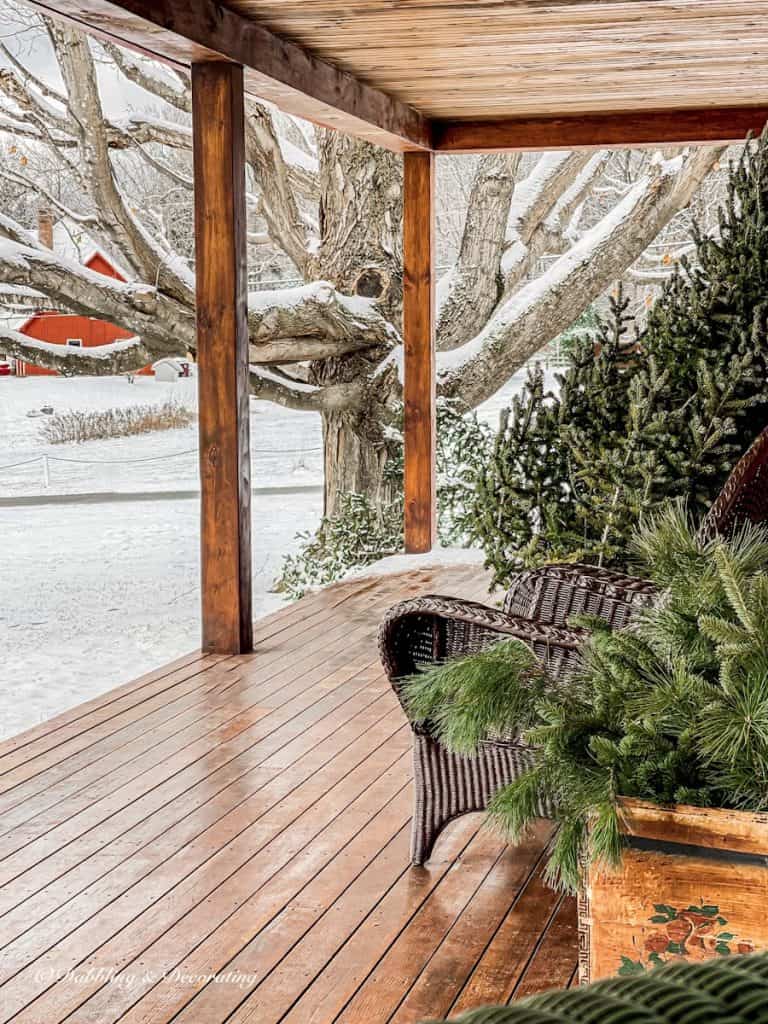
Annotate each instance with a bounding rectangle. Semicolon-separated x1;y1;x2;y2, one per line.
618;903;756;976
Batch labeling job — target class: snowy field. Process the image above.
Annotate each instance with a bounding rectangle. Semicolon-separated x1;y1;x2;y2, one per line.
0;368;543;739
0;491;322;740
0;374;323;496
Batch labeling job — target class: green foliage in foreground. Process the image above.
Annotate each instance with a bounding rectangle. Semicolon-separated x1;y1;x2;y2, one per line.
276;399;492;599
275;491;403;598
420;952;768;1024
404;639;548;755
403;503;768;892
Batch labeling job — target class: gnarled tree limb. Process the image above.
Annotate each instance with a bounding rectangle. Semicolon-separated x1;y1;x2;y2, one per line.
436;153;520;352
440;147;723;409
0;329;151;374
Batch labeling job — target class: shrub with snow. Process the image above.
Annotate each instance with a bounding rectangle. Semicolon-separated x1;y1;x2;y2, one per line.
40;399;195;444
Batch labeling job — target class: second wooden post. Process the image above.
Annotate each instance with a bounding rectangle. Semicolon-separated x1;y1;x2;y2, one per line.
403;150;436;553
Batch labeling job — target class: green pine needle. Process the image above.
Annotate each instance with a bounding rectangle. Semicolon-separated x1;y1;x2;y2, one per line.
403;639;547;755
405;509;768;894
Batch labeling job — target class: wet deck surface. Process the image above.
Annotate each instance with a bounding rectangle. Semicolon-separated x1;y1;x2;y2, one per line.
0;566;576;1023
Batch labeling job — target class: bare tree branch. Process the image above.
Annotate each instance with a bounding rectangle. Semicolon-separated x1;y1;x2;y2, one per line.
248;282;397;364
245;103;316;275
0;329;150;374
0;165;99;225
0;235;193;353
100;40;191;113
0;66;70;134
0;230;394;367
502;150;611;296
441;147;723;409
436;153;520;352
48;23;193;303
0;38;66;106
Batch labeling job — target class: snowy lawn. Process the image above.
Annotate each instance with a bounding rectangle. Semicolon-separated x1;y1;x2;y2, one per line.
0;368;544;739
0;374;324;496
0;490;322;740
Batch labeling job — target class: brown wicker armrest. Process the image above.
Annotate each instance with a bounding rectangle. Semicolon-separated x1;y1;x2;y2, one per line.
504;562;657;629
378;594;578;863
378;594;584;708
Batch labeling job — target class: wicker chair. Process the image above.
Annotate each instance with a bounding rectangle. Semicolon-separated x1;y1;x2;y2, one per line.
379;425;768;865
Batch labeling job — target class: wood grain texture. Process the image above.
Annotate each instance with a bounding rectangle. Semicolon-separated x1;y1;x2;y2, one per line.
452;858;562;1015
403;151;436;554
222;1;768;119
0;566;574;1024
582;798;768;984
192;61;253;655
619;797;768;857
21;0;431;151
24;1;768;150
434;106;768;152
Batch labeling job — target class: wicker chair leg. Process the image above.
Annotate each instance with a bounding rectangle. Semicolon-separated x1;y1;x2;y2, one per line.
410;733;549;866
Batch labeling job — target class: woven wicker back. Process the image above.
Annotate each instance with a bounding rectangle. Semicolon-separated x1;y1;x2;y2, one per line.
699;426;768;541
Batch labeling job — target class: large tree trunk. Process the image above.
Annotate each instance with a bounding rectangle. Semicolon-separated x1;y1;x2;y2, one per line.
321;408;392;516
313;131;403;515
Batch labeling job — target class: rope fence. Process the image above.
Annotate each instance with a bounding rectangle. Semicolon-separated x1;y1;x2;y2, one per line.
0;445;323;491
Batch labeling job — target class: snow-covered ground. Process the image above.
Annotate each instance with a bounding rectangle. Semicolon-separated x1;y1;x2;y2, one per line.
0;375;323;496
0;491;321;740
0;367;549;739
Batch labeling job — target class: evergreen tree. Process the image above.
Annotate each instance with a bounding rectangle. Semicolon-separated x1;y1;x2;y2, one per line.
473;134;768;589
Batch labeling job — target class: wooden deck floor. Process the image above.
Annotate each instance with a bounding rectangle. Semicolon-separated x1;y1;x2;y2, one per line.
0;565;577;1024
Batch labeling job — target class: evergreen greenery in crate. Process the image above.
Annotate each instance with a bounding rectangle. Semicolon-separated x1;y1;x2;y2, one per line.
404;503;768;892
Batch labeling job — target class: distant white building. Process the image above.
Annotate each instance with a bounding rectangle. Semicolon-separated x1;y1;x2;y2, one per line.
152;358;196;382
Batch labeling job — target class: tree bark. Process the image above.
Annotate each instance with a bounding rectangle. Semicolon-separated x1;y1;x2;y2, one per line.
321;406;392;516
436;153;519;352
312;131;404;514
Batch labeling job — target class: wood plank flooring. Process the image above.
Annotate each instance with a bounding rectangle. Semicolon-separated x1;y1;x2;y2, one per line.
0;566;577;1024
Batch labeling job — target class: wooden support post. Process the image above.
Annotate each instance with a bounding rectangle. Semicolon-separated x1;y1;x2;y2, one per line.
192;61;253;654
403;151;437;553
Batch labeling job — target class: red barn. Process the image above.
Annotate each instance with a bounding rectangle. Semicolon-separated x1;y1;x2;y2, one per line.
15;220;151;377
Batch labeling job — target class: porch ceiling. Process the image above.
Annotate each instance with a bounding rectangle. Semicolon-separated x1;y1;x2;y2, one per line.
225;0;768;122
21;0;768;152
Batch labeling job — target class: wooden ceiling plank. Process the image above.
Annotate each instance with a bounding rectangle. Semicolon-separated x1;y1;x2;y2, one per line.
434;106;768;152
18;0;768;147
221;0;768;123
21;0;432;152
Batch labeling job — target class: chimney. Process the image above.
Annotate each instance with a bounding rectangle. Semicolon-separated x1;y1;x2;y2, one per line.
37;207;54;250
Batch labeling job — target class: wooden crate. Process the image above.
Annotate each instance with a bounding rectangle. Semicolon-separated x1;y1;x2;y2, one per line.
578;797;768;984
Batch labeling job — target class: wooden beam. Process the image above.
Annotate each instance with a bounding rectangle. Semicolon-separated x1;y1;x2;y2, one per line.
192;61;253;655
402;151;436;555
434;106;768;153
23;0;431;153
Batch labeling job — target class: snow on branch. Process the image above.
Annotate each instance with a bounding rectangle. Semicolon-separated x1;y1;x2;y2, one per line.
441;146;723;409
436;153;520;353
0;236;193;356
100;40;190;113
248;281;398;365
507;152;591;244
0;225;394;369
249;364;362;412
245;103;317;274
0;166;99;226
0;329;150;375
